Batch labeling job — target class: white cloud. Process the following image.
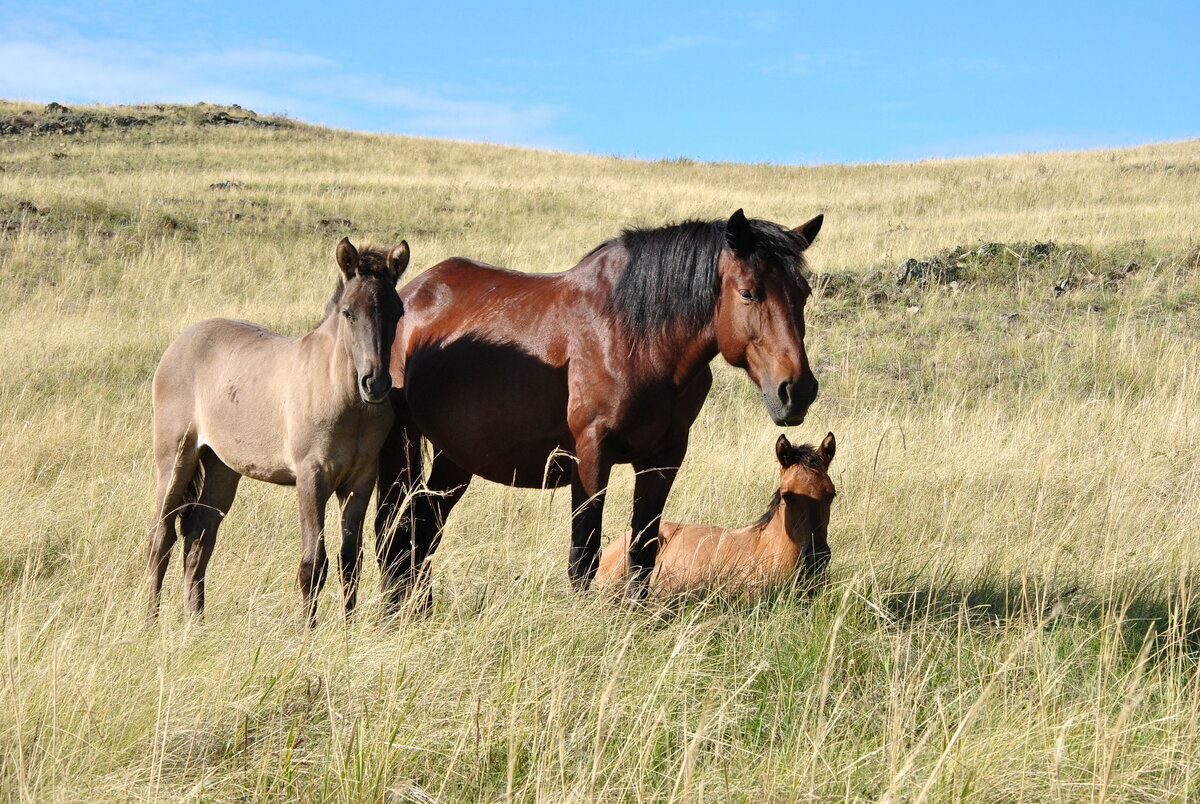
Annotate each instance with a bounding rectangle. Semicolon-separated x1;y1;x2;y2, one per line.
315;75;565;147
0;22;564;149
763;51;862;76
627;35;720;58
195;47;337;72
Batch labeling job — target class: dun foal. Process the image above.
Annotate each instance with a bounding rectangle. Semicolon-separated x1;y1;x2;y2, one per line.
597;433;836;596
147;238;409;625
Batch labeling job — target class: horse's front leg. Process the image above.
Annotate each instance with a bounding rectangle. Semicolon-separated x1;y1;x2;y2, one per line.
336;475;374;620
296;467;331;627
374;397;422;613
569;429;612;590
628;444;686;597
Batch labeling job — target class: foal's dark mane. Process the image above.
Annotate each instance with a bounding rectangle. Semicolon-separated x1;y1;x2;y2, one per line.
750;443;828;531
322;247;396;319
606;217;812;339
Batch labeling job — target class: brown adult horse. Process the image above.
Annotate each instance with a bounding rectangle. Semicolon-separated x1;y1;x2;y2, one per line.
375;210;822;607
148;238;408;625
596;433;836;596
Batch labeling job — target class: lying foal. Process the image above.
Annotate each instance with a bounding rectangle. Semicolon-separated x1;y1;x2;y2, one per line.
147;238;408;625
597;433;836;596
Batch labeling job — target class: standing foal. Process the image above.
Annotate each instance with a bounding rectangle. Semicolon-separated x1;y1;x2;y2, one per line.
147;238;408;625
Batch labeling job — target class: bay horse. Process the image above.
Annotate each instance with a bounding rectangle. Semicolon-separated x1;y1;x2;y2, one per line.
147;237;409;625
596;433;836;596
375;209;823;608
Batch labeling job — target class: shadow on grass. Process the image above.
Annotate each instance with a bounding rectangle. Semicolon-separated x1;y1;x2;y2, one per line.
872;567;1200;665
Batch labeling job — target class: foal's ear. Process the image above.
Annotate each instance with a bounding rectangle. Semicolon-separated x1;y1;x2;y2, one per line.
818;432;836;466
793;214;823;249
335;237;359;280
775;433;795;467
725;208;755;256
386;240;411;283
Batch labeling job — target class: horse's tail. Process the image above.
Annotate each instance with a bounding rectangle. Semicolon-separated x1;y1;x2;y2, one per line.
181;450;206;512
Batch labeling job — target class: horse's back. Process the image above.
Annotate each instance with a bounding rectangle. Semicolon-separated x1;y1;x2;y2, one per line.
153;318;296;482
598;522;723;586
399;258;577;347
600;523;758;592
394;258;583;487
155;318;289;399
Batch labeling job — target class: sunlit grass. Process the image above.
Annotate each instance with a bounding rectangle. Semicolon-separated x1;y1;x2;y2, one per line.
2;102;1200;801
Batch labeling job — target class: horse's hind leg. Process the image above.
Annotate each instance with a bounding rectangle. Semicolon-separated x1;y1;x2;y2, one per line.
404;452;472;613
181;448;241;617
147;431;199;620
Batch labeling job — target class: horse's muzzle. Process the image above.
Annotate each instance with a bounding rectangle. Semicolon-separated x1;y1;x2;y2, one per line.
763;375;817;426
359;372;392;405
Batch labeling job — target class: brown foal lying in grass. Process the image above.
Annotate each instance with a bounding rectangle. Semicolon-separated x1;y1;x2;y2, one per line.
598;433;836;597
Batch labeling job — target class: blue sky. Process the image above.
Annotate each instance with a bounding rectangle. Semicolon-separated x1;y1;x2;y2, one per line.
1;1;1196;164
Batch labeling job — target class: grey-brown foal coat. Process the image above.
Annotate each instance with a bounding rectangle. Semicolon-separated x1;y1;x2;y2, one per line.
148;238;409;625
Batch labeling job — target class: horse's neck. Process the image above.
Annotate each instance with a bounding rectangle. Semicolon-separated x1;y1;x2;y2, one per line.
300;316;358;403
635;320;720;386
755;503;806;565
587;242;720;386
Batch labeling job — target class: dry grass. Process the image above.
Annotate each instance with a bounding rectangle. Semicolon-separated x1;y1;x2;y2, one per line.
2;101;1200;802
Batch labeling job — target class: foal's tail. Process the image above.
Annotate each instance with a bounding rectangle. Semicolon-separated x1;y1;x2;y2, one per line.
181;449;206;511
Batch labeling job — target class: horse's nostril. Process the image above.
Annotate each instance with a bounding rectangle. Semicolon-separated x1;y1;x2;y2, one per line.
777;380;791;407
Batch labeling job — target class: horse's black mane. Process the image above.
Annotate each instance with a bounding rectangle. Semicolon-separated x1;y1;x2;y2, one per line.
322;247;396;319
750;443;828;530
606;217;811;339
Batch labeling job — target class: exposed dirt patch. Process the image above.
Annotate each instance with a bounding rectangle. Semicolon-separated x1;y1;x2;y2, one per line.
0;103;161;136
814;241;1191;305
202;111;284;128
0;102;291;137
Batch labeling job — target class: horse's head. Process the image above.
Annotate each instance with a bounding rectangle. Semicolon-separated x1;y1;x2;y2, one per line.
334;237;409;404
716;209;822;426
775;432;836;580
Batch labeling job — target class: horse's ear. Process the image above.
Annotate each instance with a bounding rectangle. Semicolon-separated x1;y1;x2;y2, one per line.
725;208;754;256
818;432;836;467
335;237;359;280
793;214;823;249
775;433;795;467
387;240;411;283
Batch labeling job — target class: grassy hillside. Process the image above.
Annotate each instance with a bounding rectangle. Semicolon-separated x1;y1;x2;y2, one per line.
2;100;1200;802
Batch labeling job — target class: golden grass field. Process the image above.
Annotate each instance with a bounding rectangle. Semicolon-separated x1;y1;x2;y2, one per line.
2;100;1200;802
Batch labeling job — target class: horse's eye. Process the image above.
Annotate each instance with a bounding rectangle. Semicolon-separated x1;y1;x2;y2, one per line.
342;309;354;321
739;289;756;302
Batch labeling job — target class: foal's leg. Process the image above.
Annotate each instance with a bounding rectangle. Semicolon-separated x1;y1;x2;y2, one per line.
147;431;199;620
180;449;241;617
297;467;331;627
568;430;612;591
400;453;472;614
335;474;375;620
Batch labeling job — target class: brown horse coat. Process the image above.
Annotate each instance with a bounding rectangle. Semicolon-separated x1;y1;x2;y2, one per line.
374;211;824;608
597;433;836;595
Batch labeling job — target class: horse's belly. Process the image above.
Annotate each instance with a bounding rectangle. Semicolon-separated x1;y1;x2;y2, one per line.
404;339;573;488
195;392;295;485
199;426;295;486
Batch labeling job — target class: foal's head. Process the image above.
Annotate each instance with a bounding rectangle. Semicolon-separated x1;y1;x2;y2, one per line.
715;210;823;426
332;237;409;404
774;431;836;579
